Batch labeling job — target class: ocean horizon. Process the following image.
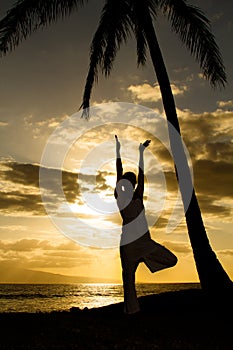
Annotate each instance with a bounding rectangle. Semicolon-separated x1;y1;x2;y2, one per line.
0;283;200;313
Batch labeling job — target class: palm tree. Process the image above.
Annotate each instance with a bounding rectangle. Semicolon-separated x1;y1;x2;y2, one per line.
0;0;232;291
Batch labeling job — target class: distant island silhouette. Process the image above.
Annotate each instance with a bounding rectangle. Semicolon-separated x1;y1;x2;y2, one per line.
0;263;120;284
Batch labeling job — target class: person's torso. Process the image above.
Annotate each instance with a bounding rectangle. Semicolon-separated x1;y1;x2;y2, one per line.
116;192;149;243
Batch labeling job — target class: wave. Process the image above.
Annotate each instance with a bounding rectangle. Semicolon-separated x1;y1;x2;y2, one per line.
0;293;64;299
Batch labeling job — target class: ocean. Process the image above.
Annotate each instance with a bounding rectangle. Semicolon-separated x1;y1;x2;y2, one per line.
0;283;200;313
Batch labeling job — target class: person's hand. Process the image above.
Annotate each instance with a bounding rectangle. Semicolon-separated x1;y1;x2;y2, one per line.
115;135;121;152
139;139;151;152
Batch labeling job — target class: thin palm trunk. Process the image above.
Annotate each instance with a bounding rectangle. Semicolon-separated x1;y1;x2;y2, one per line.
142;8;232;290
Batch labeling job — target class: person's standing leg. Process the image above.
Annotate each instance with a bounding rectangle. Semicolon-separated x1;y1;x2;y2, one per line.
121;256;140;314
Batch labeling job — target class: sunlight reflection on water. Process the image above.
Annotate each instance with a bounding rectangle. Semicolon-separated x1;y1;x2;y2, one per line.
0;283;200;313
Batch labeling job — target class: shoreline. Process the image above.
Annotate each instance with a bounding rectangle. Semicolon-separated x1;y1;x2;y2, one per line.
0;288;232;349
0;282;201;313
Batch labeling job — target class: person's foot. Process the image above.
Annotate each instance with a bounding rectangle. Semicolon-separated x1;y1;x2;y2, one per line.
124;309;141;319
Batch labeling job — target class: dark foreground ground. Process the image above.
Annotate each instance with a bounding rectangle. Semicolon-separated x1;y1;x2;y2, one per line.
0;289;232;350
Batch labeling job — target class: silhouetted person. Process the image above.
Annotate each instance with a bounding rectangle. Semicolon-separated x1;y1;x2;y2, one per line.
114;135;177;314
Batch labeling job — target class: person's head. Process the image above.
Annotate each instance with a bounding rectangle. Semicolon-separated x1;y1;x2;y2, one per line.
122;171;137;189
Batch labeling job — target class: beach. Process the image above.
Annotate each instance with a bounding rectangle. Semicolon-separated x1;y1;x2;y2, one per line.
0;288;232;350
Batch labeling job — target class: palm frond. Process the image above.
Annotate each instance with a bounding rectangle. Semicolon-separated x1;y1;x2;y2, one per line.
130;1;151;67
0;0;87;56
80;0;132;116
101;0;132;77
135;26;147;67
130;0;161;67
160;0;226;87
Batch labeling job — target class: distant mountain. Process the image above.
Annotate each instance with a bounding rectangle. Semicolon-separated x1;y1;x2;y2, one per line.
0;263;120;284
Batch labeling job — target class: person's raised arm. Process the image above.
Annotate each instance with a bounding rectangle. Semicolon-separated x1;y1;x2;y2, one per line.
136;139;151;199
114;135;123;199
115;135;123;182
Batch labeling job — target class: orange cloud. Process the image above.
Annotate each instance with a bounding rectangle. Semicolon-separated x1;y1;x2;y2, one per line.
128;83;188;102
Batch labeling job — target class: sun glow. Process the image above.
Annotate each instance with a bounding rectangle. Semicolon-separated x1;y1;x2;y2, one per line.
69;202;100;216
105;175;116;189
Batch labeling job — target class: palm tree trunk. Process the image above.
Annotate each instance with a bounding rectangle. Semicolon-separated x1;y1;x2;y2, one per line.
142;10;232;291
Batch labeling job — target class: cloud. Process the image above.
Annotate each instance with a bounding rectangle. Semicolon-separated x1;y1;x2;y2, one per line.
0;239;47;252
0;121;8;127
197;195;232;218
161;241;192;254
172;67;189;74
194;159;233;199
0;238;94;253
176;109;233;219
0;238;94;270
0;160;112;216
217;100;233;108
179;109;233;147
218;249;233;257
127;83;188;102
140;107;233;222
176;110;232;182
32;116;68;139
0;105;232;223
0;162;58;215
0;191;45;215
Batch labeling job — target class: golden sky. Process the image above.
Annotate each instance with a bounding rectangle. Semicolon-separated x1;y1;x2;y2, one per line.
0;0;232;283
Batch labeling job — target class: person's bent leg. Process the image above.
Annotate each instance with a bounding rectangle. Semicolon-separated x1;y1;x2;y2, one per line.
144;242;178;273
